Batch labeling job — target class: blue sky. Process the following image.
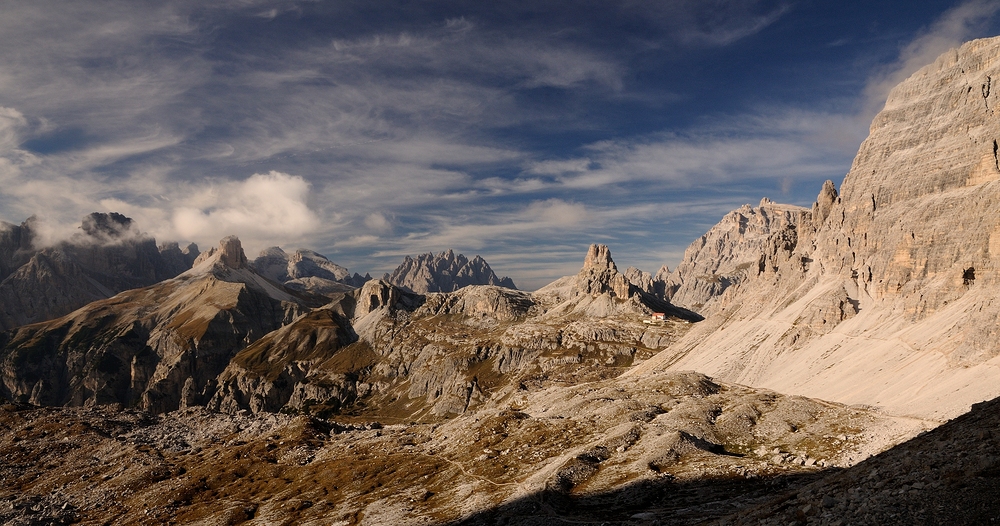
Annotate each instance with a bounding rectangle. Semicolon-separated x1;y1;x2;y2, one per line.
1;0;999;289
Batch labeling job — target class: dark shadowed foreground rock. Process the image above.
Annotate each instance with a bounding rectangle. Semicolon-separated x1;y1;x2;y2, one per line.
0;368;930;525
720;395;1000;525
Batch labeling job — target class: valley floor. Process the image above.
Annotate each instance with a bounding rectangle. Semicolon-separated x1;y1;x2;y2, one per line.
0;368;954;526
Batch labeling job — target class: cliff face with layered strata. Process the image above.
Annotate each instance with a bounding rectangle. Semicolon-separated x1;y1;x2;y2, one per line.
634;36;1000;420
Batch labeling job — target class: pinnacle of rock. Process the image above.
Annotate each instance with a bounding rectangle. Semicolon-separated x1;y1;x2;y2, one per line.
811;179;838;228
218;235;248;269
582;244;617;272
576;244;630;299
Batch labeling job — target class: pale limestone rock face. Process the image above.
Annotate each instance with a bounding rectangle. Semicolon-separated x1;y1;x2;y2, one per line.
534;244;701;321
250;246;368;297
634;36;1000;420
218;235;248;269
576;244;632;299
355;279;403;318
417;285;536;322
192;236;247;269
624;266;655;295
663;200;809;315
583;244;615;272
811;179;838;229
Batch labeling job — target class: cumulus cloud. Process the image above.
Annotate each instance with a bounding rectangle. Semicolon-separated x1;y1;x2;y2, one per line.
171;171;320;253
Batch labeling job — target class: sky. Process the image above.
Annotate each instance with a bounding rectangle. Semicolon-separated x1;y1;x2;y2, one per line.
1;0;999;290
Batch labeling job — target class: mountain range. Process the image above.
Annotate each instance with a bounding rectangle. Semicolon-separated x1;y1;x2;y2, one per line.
0;213;199;332
4;35;1000;525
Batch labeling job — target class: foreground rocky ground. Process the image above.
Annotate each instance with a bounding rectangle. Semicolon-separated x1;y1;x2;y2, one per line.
721;395;1000;526
0;369;934;525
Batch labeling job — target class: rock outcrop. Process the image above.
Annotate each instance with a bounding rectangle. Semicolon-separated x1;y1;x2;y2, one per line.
0;213;200;331
624;266;656;296
383;249;516;293
634;36;1000;420
11;241;695;418
157;242;201;276
0;217;36;282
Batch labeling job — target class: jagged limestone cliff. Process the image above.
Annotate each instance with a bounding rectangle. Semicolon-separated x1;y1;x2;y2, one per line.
384;249;517;293
633;36;1000;420
662;198;810;315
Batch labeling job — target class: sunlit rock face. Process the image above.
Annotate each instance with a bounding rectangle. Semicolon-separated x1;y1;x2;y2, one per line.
661;199;810;315
635;36;1000;420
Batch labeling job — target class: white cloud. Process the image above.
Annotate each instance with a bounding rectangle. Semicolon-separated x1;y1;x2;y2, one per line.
625;0;792;47
0;107;28;150
171;171;320;253
363;212;393;233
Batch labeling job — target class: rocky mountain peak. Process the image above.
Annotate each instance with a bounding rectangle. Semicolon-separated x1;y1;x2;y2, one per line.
1;213;200;331
194;236;248;269
79;212;137;242
811;179;839;228
575;244;630;299
218;236;248;269
157;241;201;277
661;199;809;313
249;246;364;297
582;244;617;272
383;250;516;293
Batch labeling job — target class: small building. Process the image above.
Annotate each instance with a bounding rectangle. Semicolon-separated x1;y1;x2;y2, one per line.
651;312;666;321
